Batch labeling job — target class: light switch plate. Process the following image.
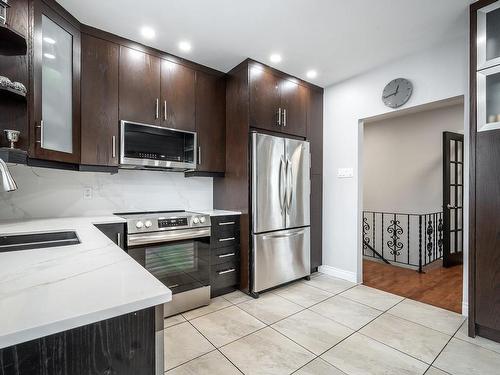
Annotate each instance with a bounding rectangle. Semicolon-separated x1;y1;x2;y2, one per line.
337;168;354;178
83;187;93;200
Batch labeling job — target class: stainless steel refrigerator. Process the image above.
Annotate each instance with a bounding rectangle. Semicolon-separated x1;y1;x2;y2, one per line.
251;132;311;294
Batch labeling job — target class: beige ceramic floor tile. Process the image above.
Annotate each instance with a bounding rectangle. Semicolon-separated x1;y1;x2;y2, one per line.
166;350;241;375
425;367;448;375
388;299;465;335
164;314;186;328
302;274;356;294
340;285;404;311
238;292;303;324
220;327;315;375
190;305;265;347
434;337;500;375
182;296;232;320
273;282;333;308
294;358;346;375
321;333;428;375
360;313;450;364
272;309;353;355
164;322;215;370
222;290;254;305
455;320;500;354
310;295;382;330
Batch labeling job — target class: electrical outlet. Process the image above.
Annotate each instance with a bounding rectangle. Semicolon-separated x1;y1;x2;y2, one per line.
337;168;354;178
83;187;93;200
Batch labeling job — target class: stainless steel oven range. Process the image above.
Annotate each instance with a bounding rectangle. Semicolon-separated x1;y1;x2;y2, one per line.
117;210;211;317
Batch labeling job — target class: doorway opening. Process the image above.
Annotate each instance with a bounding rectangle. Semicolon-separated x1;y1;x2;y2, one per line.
359;97;464;313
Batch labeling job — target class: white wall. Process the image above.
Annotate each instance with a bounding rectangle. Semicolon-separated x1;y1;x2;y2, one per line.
322;36;469;314
0;165;213;220
364;103;464;214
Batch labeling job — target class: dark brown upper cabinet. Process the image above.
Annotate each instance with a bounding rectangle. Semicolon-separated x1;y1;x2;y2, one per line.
119;46;161;126
161;60;196;131
307;88;324;175
32;0;81;164
249;63;307;137
81;34;119;167
195;71;226;173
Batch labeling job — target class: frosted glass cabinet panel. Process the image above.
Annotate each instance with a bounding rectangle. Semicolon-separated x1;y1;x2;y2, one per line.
41;15;73;153
477;1;500;70
477;65;500;132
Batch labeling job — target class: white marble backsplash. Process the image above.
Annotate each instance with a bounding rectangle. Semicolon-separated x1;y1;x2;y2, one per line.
0;164;213;220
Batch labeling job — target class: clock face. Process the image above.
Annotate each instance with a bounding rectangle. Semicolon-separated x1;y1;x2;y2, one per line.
382;78;413;108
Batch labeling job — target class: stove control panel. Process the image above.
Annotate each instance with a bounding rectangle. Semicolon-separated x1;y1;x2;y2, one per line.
158;217;188;228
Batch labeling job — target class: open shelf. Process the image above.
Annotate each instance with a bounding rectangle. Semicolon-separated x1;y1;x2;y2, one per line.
0;23;27;56
0;85;26;101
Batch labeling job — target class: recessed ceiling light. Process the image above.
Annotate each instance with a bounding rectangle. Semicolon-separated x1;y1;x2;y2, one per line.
178;41;192;52
140;26;156;39
43;37;56;44
43;53;55;59
306;70;318;79
270;53;282;63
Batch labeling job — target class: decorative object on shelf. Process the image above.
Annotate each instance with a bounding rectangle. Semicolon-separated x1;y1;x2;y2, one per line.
382;78;413;109
4;129;20;149
10;81;26;95
0;75;10;88
0;0;9;25
0;75;27;99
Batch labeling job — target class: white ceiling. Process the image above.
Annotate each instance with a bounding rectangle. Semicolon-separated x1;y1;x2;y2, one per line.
57;0;471;87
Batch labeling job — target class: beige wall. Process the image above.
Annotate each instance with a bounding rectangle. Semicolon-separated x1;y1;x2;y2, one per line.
363;103;464;214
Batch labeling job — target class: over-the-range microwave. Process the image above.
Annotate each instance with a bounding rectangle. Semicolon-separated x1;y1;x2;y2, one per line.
120;120;197;171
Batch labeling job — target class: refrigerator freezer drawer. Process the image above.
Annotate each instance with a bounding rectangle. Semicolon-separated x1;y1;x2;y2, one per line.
252;227;310;293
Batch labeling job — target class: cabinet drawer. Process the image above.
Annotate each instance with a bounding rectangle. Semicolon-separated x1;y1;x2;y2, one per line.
211;233;240;248
211;261;239;291
211;245;240;266
212;215;240;230
211;215;240;243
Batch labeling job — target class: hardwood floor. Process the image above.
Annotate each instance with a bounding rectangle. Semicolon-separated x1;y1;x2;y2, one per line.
363;259;463;313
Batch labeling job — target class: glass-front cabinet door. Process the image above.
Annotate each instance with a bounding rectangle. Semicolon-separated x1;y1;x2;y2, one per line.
477;1;500;132
33;1;80;163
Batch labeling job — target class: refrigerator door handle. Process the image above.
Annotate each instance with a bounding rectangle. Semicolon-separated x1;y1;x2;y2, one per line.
279;156;286;214
286;158;293;211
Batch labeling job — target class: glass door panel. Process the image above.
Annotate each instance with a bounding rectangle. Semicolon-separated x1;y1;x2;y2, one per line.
41;15;73;153
478;1;500;69
477;65;500;131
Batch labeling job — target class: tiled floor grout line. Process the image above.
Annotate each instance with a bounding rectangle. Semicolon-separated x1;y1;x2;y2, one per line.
427;322;466;374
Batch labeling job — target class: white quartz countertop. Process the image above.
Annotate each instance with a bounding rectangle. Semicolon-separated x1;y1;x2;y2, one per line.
0;216;172;349
194;209;242;217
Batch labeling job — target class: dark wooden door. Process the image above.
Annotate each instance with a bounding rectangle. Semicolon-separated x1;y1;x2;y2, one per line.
81;34;119;166
310;174;323;271
119;46;161;126
195;72;226;173
307;88;324;175
442;131;464;267
280;80;307;137
32;1;81;164
249;66;281;132
161;60;196;131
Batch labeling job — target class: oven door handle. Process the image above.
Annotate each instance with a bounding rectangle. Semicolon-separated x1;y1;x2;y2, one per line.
127;227;211;247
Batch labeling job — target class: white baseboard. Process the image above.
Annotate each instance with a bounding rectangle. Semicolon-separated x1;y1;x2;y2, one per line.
462;302;469;317
318;265;358;283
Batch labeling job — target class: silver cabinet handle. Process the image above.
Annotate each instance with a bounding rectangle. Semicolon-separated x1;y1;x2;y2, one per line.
36;120;44;147
112;136;116;158
167;284;179;289
198;146;202;165
164;100;167;121
116;232;121;247
218;268;236;275
155;98;159;119
218;252;235;258
283;109;287;127
277;108;282;126
218;221;235;226
219;237;235;242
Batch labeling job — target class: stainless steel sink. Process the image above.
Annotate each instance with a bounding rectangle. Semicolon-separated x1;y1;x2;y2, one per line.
0;231;80;252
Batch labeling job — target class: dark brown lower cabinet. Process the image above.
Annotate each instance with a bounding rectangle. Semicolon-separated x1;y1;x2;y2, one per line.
0;308;156;375
81;34;119;167
311;174;323;271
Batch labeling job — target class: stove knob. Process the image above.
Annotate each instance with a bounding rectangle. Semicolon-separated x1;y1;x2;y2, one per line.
136;221;144;229
193;217;200;224
144;220;153;228
200;217;206;223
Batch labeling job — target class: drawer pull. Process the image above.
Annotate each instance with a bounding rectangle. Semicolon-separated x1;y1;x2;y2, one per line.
218;221;235;226
218;252;235;258
219;237;235;242
218;268;236;275
167;284;179;289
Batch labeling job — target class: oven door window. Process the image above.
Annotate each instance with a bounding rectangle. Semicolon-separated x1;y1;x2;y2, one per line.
138;239;209;294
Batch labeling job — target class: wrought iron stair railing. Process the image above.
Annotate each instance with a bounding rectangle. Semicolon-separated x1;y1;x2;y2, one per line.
362;211;444;273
